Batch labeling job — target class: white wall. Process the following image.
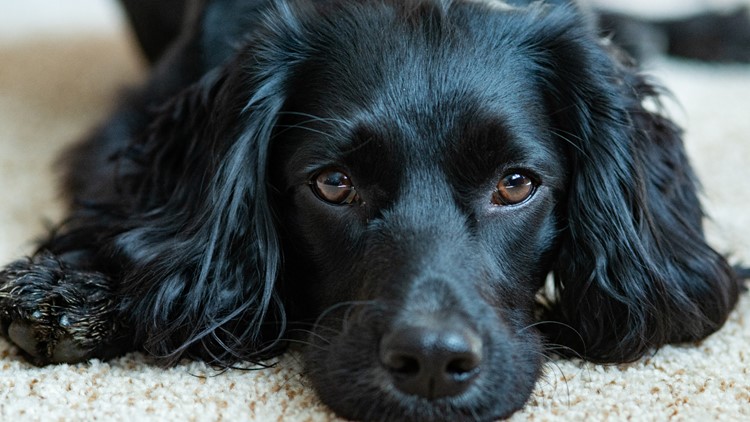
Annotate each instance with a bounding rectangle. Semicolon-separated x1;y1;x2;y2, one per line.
0;0;125;41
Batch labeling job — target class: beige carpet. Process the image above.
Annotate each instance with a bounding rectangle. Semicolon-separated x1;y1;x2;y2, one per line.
1;3;750;421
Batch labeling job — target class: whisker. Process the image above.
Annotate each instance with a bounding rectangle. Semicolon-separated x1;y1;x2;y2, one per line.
272;111;348;140
273;122;337;140
549;127;589;159
277;111;348;126
285;327;336;345
520;319;587;358
277;337;329;352
312;300;377;330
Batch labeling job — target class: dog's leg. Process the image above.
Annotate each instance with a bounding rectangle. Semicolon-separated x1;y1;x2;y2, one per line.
0;251;127;365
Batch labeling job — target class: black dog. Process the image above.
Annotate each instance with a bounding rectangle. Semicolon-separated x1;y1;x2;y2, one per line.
0;0;744;420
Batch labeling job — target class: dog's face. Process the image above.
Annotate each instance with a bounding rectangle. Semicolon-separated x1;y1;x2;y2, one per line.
267;3;569;419
106;0;738;420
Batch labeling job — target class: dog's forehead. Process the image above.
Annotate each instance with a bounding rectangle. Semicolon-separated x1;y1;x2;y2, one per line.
276;0;565;185
289;2;548;128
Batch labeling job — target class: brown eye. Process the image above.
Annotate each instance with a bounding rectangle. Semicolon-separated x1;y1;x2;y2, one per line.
310;169;359;205
492;173;536;206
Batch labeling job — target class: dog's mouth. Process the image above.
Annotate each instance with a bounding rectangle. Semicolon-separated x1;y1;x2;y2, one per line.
297;305;542;422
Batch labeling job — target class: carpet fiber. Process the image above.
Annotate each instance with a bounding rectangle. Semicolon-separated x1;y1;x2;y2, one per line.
1;4;749;421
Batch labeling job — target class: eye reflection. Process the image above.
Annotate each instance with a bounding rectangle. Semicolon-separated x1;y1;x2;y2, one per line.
310;169;360;205
492;173;536;206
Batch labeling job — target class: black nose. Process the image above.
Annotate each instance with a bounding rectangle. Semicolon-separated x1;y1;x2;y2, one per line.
379;324;483;399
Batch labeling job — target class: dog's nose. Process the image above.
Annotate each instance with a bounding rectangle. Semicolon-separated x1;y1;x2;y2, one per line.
379;324;482;399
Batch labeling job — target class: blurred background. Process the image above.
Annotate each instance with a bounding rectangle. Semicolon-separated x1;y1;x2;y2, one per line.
2;0;750;41
594;0;748;17
0;0;126;42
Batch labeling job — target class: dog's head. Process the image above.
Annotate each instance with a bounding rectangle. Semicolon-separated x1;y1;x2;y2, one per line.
121;0;740;419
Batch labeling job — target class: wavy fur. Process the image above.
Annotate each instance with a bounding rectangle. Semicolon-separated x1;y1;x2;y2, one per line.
0;1;743;420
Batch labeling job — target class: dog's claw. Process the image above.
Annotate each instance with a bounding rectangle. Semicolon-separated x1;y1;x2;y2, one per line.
7;319;92;364
51;335;91;363
7;321;41;359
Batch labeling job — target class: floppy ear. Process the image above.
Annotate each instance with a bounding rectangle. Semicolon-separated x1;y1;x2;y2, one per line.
536;25;741;362
112;45;295;364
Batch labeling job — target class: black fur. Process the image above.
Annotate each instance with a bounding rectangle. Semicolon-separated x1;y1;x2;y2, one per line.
0;1;744;420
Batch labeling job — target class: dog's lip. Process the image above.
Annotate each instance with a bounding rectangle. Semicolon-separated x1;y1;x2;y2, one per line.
366;372;521;422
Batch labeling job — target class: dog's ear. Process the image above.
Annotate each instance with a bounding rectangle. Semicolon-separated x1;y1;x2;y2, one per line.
535;22;741;362
112;44;294;364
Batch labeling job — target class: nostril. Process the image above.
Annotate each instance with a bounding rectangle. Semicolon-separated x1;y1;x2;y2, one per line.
446;353;481;379
382;350;421;376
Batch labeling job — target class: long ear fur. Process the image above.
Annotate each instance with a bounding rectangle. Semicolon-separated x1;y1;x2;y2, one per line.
111;68;282;364
534;14;741;362
110;8;312;364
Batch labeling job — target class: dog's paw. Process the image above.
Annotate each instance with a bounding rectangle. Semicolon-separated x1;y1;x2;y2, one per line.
0;252;119;365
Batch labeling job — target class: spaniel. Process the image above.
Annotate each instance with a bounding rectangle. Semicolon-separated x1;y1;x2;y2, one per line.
1;1;743;420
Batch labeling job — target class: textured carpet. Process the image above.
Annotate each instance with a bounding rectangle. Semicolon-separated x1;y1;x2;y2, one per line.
1;2;749;421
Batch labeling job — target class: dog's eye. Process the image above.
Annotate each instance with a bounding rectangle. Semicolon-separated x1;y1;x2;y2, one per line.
492;173;536;206
310;169;359;205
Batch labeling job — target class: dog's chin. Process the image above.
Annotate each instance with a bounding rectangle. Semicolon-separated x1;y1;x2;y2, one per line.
300;316;543;421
